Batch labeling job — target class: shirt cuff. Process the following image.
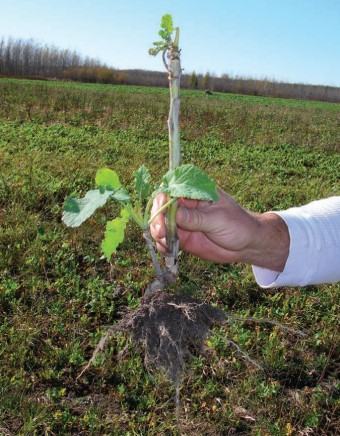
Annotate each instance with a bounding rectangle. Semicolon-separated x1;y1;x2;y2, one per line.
252;266;280;288
252;209;318;288
252;197;340;288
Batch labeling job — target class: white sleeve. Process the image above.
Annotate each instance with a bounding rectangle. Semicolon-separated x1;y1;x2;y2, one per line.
252;196;340;288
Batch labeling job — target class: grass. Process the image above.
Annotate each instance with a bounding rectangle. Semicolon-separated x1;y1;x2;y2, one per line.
0;77;339;435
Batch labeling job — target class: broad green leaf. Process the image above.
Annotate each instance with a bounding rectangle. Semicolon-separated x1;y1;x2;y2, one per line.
101;208;130;261
160;14;174;34
134;165;151;201
153;164;218;202
95;168;121;191
62;189;112;227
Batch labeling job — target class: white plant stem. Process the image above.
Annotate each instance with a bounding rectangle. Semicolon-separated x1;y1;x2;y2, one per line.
165;30;181;284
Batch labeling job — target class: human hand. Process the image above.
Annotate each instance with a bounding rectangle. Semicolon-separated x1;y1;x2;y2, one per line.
150;189;289;271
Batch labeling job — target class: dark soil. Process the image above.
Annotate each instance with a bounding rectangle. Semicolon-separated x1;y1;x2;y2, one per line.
114;292;226;383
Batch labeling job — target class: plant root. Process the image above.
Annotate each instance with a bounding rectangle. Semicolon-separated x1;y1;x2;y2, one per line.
77;292;307;383
120;292;224;384
77;292;224;383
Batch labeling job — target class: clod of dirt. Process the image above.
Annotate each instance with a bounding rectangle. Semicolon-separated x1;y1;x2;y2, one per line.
77;292;225;384
87;292;222;384
115;292;225;382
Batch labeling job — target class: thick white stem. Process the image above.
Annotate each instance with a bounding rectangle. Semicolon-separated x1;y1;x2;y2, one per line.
168;50;181;171
165;39;181;283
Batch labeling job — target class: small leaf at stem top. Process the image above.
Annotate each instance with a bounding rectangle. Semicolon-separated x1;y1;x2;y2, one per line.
160;14;174;35
148;13;175;56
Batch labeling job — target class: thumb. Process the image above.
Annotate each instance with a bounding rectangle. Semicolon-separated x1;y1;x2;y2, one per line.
176;206;208;232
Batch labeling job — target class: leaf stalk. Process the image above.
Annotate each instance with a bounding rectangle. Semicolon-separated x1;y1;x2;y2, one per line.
148;197;177;226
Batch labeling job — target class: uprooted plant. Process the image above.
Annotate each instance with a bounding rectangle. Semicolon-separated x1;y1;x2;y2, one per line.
62;14;306;402
62;14;223;383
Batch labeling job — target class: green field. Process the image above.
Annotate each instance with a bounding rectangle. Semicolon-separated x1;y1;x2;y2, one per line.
0;78;339;435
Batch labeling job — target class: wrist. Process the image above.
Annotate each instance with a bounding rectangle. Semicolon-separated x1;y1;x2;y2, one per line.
241;212;290;272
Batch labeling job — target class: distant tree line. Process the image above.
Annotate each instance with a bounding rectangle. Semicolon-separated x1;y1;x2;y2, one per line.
1;36;339;103
0;36;122;83
184;71;340;103
114;70;340;103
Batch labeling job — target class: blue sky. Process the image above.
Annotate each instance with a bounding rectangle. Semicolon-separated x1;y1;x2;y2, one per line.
1;0;339;87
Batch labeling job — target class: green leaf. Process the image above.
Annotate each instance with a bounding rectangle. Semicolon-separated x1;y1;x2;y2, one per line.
112;188;130;202
134;165;151;201
62;189;112;227
101;208;130;261
148;14;174;56
153;164;218;202
158;29;168;40
95;168;121;191
161;14;174;34
148;46;165;56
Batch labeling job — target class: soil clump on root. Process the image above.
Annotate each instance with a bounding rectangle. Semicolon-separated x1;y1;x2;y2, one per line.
116;292;225;382
79;292;225;384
